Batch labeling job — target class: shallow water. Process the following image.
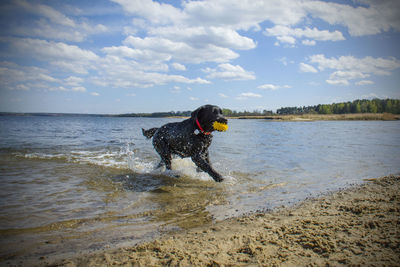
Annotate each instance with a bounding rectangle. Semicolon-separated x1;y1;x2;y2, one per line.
0;116;399;263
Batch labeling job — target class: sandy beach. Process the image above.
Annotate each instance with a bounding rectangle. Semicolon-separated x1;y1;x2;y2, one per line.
233;113;400;121
51;175;400;266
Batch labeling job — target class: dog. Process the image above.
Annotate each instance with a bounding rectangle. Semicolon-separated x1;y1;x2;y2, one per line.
142;105;228;182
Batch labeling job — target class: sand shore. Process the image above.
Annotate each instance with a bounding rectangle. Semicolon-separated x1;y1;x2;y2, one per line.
233;113;400;121
53;175;399;266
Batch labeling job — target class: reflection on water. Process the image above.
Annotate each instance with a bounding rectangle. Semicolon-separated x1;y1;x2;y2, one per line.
0;116;399;264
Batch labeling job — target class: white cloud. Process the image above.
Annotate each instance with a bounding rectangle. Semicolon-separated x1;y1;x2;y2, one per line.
218;93;228;98
302;39;316;46
277;35;296;45
203;63;255;80
329;71;370;81
171;62;186;71
0;61;59;91
181;0;400;37
72;86;86;92
182;0;306;29
0;61;92;93
279;57;294;66
149;26;256;50
102;45;171;64
265;25;344;45
257;84;291;90
12;19;107;43
310;54;400;75
90;92;100;96
356;80;374;86
123;35;239;64
304;0;400;36
8;1;108;42
189;96;199;101
65;76;84;87
236;92;262;100
101;46;169;72
111;0;305;73
360;93;381;99
93;55;210;88
111;0;185;25
299;63;318;73
9;38;98;74
307;54;400;85
15;0;76;27
326;79;349;86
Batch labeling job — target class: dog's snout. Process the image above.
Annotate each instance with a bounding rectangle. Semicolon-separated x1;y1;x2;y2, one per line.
217;116;228;124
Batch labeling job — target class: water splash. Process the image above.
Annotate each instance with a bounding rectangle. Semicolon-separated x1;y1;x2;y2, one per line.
13;141;235;183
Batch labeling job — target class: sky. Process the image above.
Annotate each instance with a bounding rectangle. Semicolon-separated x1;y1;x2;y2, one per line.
0;0;399;114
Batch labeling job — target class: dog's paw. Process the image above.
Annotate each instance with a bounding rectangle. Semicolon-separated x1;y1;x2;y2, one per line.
213;175;224;182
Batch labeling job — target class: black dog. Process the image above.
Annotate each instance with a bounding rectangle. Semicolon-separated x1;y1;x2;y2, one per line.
142;105;228;182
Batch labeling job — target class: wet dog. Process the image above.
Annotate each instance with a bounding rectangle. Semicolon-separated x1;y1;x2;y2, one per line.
142;105;228;182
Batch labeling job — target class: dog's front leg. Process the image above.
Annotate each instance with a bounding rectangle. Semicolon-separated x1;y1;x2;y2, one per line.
196;151;210;173
191;154;223;182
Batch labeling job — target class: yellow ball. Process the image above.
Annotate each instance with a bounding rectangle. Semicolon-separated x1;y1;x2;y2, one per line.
213;121;228;132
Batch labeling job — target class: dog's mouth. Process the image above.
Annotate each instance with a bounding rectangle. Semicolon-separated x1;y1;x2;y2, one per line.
213;121;228;132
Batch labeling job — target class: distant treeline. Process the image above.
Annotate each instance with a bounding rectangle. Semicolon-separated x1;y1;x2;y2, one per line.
117;109;274;118
276;99;400;115
117;110;192;118
117;99;400;118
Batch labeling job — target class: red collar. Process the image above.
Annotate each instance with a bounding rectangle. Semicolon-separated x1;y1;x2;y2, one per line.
196;118;211;135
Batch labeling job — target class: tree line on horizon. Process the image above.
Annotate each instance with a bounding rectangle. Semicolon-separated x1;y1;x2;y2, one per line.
222;98;400;116
118;98;400;117
275;98;400;115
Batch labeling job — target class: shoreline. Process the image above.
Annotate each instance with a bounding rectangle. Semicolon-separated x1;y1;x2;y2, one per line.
232;113;400;121
53;175;400;266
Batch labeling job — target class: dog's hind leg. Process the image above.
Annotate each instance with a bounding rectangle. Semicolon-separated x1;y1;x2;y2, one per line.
154;141;172;170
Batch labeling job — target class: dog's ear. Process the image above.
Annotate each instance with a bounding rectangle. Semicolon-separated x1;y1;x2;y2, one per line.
191;105;204;119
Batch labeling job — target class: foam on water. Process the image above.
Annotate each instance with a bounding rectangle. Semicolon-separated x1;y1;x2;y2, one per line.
128;154;235;183
15;150;128;169
14;143;235;183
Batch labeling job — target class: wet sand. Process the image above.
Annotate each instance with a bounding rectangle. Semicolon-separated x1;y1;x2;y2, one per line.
51;175;399;266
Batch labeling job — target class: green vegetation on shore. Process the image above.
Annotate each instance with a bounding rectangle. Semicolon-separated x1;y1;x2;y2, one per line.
223;98;400;117
276;98;400;115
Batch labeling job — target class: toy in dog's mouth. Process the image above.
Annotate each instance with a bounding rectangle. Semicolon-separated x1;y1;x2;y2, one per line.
213;121;228;132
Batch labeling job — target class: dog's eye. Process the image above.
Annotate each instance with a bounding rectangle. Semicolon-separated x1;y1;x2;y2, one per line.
213;108;222;115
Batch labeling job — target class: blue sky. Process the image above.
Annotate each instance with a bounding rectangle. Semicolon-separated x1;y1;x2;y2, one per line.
0;0;399;114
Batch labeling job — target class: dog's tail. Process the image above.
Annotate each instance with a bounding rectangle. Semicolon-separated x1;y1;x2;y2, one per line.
142;128;158;139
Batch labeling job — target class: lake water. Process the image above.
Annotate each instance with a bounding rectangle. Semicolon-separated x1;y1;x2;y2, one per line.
1;116;399;263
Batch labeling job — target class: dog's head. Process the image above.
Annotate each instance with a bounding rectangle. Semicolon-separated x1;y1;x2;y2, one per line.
191;105;228;133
